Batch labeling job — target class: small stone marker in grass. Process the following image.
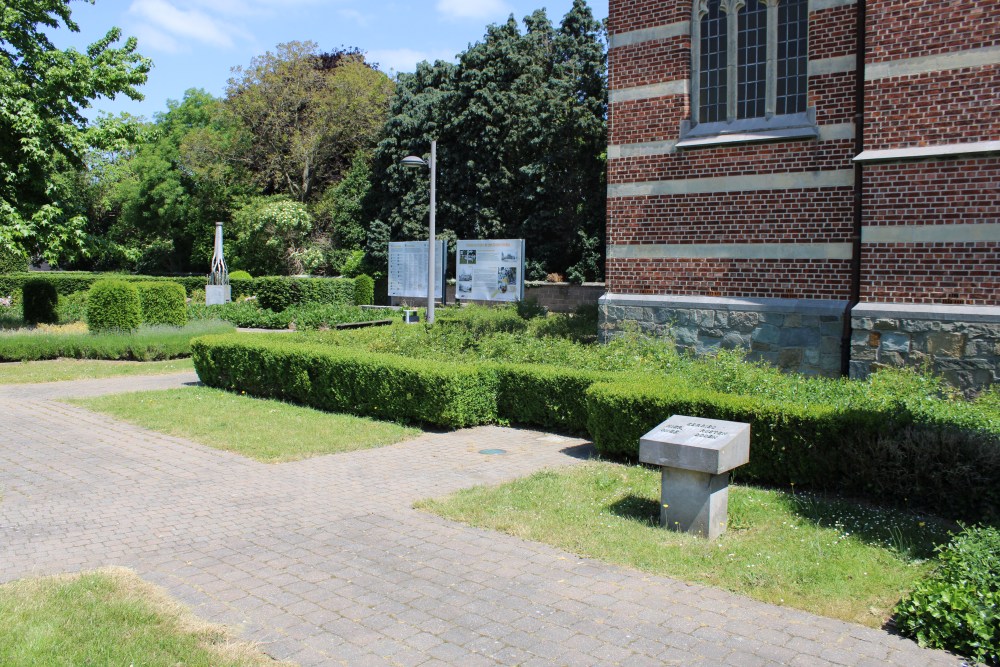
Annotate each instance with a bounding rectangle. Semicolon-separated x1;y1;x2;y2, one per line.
639;415;750;539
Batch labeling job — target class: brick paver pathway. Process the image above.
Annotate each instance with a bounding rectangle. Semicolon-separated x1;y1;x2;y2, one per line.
0;374;966;666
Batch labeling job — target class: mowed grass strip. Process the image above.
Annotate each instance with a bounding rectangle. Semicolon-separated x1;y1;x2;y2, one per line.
73;386;422;463
417;462;952;627
0;358;194;384
0;568;289;666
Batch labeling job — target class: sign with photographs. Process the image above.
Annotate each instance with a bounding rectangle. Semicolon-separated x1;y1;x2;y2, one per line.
455;239;525;302
388;240;447;299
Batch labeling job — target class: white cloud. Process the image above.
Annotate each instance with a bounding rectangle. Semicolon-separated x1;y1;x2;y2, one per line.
435;0;511;20
128;0;240;49
365;48;457;75
132;23;181;54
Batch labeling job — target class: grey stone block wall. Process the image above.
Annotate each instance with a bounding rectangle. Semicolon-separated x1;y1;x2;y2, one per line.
850;303;1000;393
599;294;848;377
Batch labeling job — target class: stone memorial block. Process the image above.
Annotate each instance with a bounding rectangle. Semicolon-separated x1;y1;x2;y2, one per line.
639;416;750;539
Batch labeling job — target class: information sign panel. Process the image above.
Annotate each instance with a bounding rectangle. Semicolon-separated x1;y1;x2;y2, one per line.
455;239;525;302
388;241;447;299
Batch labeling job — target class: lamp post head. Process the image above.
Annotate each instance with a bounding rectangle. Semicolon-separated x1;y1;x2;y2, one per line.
401;155;428;169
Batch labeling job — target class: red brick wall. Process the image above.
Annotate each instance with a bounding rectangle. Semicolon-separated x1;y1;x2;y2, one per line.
861;161;1000;306
607;0;688;36
866;0;1000;63
610;37;689;91
865;66;1000;149
606;0;858;299
607;258;852;299
861;0;1000;307
608;190;854;245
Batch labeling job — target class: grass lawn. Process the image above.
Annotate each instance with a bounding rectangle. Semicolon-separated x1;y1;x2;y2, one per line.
417;461;953;628
73;386;422;463
0;358;194;384
0;568;287;666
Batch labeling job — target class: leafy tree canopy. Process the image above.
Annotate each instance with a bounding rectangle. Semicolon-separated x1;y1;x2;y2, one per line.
0;0;151;265
226;42;394;203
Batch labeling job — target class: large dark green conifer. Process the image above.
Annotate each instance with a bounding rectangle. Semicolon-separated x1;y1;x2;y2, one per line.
367;0;606;281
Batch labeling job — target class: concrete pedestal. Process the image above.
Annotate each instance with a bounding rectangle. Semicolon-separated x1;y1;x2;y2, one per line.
206;285;231;306
660;467;731;539
640;415;750;540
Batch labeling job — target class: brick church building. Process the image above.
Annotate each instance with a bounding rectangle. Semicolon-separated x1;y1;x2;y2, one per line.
600;0;1000;390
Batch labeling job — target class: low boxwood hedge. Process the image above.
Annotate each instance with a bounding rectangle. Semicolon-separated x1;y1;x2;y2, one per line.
495;364;612;434
584;379;999;519
192;334;498;428
0;272;368;308
190;333;1000;520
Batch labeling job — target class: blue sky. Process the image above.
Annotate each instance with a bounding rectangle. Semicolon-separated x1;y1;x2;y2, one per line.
55;0;609;122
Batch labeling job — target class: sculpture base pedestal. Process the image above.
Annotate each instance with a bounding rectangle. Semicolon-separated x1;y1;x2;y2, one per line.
206;285;231;306
659;467;731;540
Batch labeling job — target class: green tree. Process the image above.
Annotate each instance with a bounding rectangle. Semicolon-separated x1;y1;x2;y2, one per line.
368;0;606;281
0;0;151;265
226;42;394;203
229;196;314;276
99;89;249;273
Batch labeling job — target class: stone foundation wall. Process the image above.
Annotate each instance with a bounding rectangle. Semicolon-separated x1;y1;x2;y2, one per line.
850;303;1000;393
600;294;848;377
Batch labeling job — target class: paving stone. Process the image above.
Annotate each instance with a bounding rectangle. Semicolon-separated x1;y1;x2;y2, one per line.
0;373;966;667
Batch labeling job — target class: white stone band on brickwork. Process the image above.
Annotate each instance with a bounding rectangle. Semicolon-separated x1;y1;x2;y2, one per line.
609;21;690;49
607;242;853;261
808;55;855;76
608;169;853;197
854;140;1000;163
610;80;689;103
862;223;1000;245
865;45;1000;81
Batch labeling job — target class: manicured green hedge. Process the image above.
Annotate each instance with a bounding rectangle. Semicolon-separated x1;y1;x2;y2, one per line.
895;525;1000;666
87;280;142;333
0;272;205;298
584;379;999;519
0;272;366;308
190;333;1000;519
0;247;28;274
22;279;59;325
495;364;611;434
192;334;498;428
137;282;187;326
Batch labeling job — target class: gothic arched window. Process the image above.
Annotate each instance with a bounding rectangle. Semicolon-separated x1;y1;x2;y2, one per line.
690;0;808;128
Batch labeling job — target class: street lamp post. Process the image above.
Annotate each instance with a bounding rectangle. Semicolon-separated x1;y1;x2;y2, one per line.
401;140;437;324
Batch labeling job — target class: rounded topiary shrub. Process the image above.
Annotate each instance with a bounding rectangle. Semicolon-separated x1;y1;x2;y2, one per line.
229;270;252;280
86;280;142;333
22;278;59;325
137;281;187;326
354;274;375;306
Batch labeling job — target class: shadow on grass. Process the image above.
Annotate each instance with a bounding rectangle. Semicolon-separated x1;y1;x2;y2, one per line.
608;494;659;526
784;490;953;561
